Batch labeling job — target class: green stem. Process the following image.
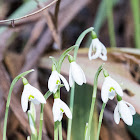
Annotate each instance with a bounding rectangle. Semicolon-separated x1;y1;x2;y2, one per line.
38;104;44;140
106;0;116;48
67;27;94;140
59;122;63;140
74;27;94;59
84;123;89;140
67;83;75;140
54;122;58;140
3;69;34;140
130;0;140;48
96;103;106;140
86;64;104;140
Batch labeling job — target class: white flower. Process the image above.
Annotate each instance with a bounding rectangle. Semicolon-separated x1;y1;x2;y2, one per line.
88;38;107;61
101;76;123;103
114;100;136;126
21;84;46;112
48;70;69;93
69;62;86;87
52;98;72;122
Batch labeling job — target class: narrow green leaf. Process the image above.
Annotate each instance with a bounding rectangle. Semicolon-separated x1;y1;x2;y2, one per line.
30;102;36;121
28;111;38;140
3;69;34;140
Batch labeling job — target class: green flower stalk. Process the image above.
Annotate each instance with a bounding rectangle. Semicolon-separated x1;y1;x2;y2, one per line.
38;104;44;140
54;121;59;140
58;122;63;140
67;27;94;140
38;91;52;140
86;64;104;140
96;103;106;140
3;69;34;140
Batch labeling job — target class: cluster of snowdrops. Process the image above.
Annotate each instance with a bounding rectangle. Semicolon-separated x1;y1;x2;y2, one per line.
3;27;136;140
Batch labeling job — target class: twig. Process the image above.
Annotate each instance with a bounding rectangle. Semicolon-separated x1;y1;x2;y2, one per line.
54;0;62;29
34;0;61;49
0;0;58;24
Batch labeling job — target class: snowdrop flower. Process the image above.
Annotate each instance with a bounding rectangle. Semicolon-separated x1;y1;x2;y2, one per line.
101;70;123;103
88;38;107;61
114;96;136;126
68;55;86;87
52;98;72;122
48;64;69;93
21;78;46;112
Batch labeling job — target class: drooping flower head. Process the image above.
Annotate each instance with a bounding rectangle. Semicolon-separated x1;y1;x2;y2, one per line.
101;70;123;103
48;64;69;93
68;55;86;87
88;31;107;61
21;77;46;112
114;95;136;126
52;98;72;122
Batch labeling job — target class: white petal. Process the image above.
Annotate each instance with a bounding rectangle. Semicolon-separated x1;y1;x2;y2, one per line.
99;55;107;61
28;84;46;104
108;90;115;100
58;73;70;92
70;62;86;86
31;98;40;104
21;85;29;112
60;99;72;119
69;65;74;87
52;85;59;94
101;77;111;103
118;101;133;126
99;42;107;61
114;104;120;124
88;39;102;60
108;77;123;97
88;40;95;60
58;112;63;122
124;101;136;115
52;99;61;122
48;71;59;93
80;65;86;84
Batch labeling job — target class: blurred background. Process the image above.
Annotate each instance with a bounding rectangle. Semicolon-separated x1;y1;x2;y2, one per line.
0;0;140;140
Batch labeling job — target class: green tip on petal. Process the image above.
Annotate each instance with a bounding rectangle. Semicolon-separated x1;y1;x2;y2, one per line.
91;31;97;39
103;69;109;77
60;108;64;113
22;77;29;85
117;94;122;101
68;54;75;63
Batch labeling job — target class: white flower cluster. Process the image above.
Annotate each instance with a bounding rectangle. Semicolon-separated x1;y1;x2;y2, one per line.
48;55;87;122
101;73;136;126
20;32;136;127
